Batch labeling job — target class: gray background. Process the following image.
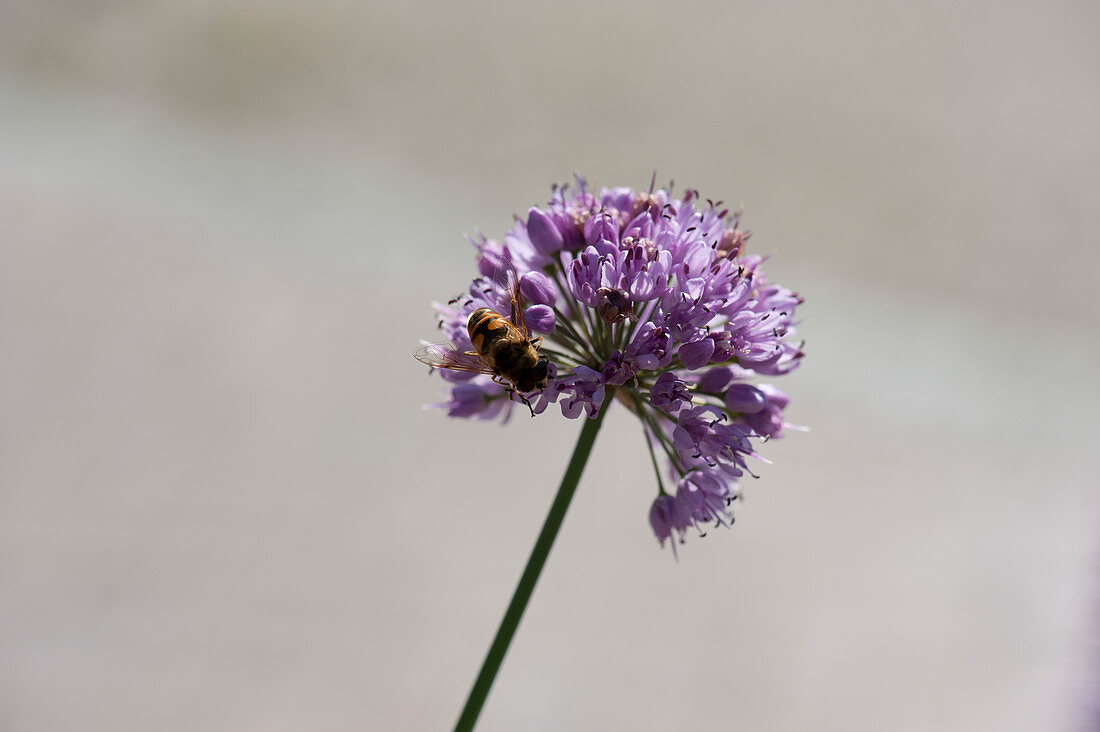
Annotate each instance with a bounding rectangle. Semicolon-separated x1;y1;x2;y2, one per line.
2;2;1098;730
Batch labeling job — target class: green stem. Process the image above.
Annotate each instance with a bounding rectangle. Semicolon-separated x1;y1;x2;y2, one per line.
640;414;667;495
641;406;686;475
452;403;610;732
539;347;582;370
548;309;599;363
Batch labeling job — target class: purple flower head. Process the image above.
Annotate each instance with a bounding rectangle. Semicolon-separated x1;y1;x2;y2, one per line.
419;178;805;553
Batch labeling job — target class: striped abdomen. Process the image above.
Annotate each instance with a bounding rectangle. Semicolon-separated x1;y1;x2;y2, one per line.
467;308;519;368
466;307;549;393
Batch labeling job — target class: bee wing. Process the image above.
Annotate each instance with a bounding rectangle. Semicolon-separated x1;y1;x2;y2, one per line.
414;342;496;375
488;254;532;339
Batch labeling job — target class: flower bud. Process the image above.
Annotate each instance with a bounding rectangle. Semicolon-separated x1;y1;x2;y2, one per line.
520;271;558;306
649;494;690;550
723;383;767;414
526;207;564;255
696;366;733;394
678;337;715;369
524;304;556;334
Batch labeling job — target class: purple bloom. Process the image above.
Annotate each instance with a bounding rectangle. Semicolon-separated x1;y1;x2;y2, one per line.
672;406;753;473
584;211;620;250
737;384;790;439
430;378;515;421
620;239;672;301
419;177;805;553
650;372;691;414
600;350;638;387
677;469;737;527
649;494;691;558
555;366;607;419
623;321;672;370
566;246;608;308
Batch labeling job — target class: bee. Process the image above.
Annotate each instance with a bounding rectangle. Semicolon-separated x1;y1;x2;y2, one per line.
415;261;550;416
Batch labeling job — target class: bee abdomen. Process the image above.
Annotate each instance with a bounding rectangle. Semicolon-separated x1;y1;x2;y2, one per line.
468;308;511;355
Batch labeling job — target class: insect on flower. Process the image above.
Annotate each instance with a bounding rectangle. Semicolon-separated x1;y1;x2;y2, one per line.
418;176;805;553
415;260;550;416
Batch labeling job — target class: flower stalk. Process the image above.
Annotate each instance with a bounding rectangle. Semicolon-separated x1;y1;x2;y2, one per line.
452;405;609;732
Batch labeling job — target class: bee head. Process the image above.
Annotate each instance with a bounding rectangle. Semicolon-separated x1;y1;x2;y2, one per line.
517;355;550;394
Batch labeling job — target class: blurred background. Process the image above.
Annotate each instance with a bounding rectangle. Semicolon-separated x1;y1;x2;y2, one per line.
2;1;1098;730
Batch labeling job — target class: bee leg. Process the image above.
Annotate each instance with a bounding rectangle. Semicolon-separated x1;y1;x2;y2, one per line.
529;336;543;350
515;391;536;418
503;388;536;418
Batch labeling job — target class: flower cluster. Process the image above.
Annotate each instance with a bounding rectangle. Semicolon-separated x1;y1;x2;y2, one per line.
423;178;804;554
